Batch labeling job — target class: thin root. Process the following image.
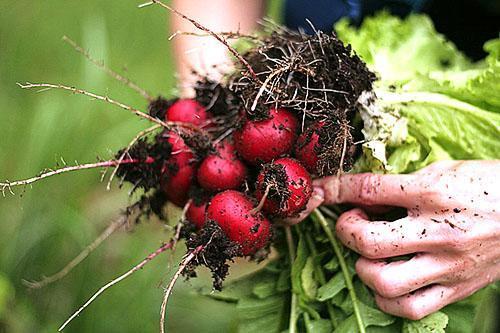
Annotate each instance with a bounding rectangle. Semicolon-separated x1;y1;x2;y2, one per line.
251;184;271;214
58;241;174;331
1;159;139;195
106;124;161;190
17;82;199;132
23;215;128;289
159;244;204;333
144;0;260;83
62;36;154;101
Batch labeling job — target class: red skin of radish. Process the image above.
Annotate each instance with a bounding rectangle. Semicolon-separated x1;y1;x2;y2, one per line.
234;107;299;165
256;158;313;217
163;131;194;168
161;165;195;206
207;190;271;256
160;131;196;206
166;99;210;128
294;121;324;174
186;200;208;229
197;142;247;192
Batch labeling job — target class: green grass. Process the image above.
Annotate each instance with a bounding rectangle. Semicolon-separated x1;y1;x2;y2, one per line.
0;1;253;332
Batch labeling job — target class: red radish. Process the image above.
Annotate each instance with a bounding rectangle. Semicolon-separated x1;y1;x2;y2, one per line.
294;121;324;173
186;200;208;229
160;131;196;206
207;190;271;255
234;107;299;164
166;99;210;127
161;166;195;206
255;157;312;217
197;142;247;192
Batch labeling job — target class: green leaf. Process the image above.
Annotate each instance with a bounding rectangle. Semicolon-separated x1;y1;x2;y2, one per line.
403;312;448;333
324;256;339;272
304;313;332;333
317;272;345;302
336;13;469;85
276;269;291;292
237;295;287;333
291;236;309;296
253;278;277;299
207;266;280;302
301;257;318;300
334;302;396;333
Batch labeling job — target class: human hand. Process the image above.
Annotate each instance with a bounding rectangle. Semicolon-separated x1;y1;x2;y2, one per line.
313;160;500;319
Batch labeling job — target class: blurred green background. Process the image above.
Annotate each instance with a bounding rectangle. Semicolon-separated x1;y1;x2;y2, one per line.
0;1;284;332
0;1;497;333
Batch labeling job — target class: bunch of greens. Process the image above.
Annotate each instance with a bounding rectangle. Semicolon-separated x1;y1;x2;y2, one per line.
206;13;499;333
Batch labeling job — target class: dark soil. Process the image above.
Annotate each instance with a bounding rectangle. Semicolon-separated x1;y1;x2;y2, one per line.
148;96;176;120
184;220;242;290
230;26;374;175
115;137;172;192
258;162;291;211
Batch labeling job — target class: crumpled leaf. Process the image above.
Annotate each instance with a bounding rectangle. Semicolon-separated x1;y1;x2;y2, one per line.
403;312;448;333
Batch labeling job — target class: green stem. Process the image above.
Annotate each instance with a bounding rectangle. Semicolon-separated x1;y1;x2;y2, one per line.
312;209;366;333
303;232;339;328
285;226;298;333
376;90;488;115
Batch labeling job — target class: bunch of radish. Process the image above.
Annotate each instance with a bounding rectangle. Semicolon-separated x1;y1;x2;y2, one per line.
148;96;326;260
2;8;375;327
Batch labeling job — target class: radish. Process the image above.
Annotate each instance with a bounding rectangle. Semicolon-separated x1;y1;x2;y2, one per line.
234;107;299;164
294;121;324;174
160;131;196;206
207;190;271;256
186;200;208;229
255;158;312;217
197;141;247;192
166;99;210;128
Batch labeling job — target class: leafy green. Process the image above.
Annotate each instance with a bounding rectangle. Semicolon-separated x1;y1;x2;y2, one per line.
336;13;469;85
344;13;500;173
402;312;448;333
317;272;345;302
208;13;500;333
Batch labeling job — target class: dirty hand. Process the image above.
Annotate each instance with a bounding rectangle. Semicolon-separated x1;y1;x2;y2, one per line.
311;160;500;319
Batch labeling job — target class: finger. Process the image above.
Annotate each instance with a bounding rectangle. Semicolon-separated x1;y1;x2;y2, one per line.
355;255;455;298
335;209;444;258
375;284;455;320
279;187;324;225
314;173;420;208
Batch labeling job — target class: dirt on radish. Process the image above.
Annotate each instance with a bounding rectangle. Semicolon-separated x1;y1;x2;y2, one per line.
0;3;376;331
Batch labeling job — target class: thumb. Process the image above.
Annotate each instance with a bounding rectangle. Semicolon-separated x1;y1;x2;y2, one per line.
279;186;324;226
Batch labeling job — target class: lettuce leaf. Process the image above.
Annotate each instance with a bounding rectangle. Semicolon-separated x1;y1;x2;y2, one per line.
207;13;500;333
340;13;500;173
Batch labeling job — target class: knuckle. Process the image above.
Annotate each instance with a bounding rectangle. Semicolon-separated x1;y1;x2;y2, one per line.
372;270;399;298
357;174;382;205
443;232;474;252
356;230;379;258
404;305;427;321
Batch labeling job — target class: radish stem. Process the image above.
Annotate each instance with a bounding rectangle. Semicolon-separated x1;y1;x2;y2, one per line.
312;209;365;333
285;226;298;333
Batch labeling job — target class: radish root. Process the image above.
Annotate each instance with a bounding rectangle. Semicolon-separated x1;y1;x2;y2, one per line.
17;82;199;132
159;244;204;333
23;215;128;289
106;124;162;190
62;36;154;101
58;240;175;331
0;159;141;196
141;0;260;83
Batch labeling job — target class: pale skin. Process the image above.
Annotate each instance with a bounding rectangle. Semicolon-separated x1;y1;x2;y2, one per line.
303;160;500;319
169;2;500;320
